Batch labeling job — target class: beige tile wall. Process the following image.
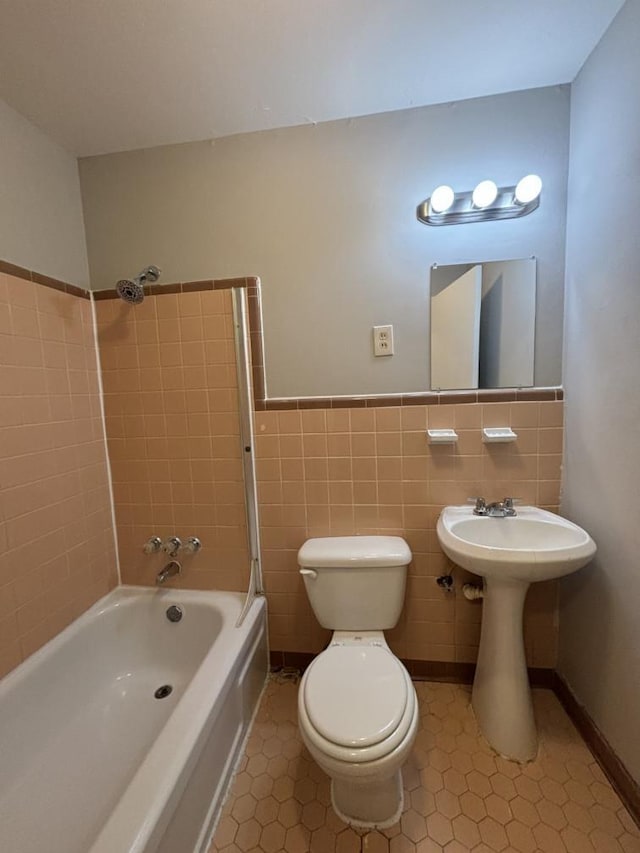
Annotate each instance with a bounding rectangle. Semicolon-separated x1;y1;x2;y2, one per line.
0;274;563;679
0;274;117;678
95;289;250;590
255;400;563;667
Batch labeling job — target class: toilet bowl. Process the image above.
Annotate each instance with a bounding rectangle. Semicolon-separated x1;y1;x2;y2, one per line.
298;633;418;826
296;536;419;827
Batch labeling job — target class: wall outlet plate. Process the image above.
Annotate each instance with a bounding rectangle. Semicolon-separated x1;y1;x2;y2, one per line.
373;325;394;356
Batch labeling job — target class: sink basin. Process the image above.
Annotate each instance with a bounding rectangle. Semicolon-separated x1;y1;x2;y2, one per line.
436;505;596;762
437;505;596;582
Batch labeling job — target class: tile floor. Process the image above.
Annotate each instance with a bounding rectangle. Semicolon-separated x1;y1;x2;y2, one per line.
209;676;640;853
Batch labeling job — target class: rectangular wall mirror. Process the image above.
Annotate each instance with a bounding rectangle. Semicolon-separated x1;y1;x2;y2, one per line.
430;257;536;390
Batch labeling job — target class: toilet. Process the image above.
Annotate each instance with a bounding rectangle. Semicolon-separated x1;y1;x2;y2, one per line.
297;535;419;828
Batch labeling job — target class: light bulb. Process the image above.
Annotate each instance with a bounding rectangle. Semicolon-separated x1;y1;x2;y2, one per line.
430;185;455;214
515;174;542;205
472;180;498;209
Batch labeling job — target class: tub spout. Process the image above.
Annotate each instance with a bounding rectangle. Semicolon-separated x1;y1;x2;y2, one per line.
156;560;181;585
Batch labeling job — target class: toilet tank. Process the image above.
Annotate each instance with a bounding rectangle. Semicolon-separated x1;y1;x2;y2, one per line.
297;536;412;630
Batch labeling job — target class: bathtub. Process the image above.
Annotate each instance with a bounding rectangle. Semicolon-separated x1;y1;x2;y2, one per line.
0;586;268;853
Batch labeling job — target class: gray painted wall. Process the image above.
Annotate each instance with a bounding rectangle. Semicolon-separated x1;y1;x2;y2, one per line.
79;87;569;397
560;0;640;782
0;99;89;287
479;259;536;389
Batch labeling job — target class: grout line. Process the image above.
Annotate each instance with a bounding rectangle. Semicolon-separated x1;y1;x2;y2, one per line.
90;294;121;585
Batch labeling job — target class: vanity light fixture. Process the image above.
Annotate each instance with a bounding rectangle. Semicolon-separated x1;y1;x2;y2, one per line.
514;174;543;205
429;184;455;213
417;174;542;226
472;180;498;209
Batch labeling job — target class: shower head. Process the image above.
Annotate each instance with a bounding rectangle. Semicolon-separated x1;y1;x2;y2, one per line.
115;265;161;304
115;278;144;304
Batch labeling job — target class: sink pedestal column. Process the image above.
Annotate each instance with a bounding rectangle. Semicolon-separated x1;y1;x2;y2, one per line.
472;576;537;762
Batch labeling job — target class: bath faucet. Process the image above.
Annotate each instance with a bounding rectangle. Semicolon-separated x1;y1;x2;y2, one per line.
156;560;181;585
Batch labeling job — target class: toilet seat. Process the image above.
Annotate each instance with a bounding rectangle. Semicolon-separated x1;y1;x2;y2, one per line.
304;645;407;748
299;645;416;765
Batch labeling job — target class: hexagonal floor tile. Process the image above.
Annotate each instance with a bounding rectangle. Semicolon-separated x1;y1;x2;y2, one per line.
207;677;639;853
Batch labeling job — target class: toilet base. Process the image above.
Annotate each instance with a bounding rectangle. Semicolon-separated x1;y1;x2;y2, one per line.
331;770;403;829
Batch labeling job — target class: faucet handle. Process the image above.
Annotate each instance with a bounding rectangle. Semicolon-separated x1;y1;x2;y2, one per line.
182;537;201;554
143;536;162;555
503;497;521;515
468;497;487;515
162;536;182;557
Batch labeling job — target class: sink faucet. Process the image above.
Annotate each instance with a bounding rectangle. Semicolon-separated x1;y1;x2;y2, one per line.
470;497;518;517
486;497;518;517
156;560;181;585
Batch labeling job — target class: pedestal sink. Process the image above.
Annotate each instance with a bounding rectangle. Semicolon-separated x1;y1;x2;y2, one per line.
437;506;596;761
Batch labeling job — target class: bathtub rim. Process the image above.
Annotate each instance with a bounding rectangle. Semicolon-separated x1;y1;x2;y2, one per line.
91;585;267;853
0;584;258;696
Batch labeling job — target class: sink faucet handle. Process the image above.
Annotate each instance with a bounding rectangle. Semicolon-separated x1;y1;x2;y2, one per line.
503;497;521;515
468;497;487;515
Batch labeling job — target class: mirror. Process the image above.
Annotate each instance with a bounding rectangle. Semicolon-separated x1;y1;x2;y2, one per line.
430;258;536;390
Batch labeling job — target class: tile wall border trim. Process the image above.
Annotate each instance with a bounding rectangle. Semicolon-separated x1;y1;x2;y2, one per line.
257;387;563;410
553;672;640;828
269;651;639;827
1;262;562;408
91;275;259;299
52;269;563;409
0;257;90;300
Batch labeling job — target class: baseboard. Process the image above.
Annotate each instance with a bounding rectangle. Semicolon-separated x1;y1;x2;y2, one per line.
269;650;554;687
270;650;315;671
403;658;555;688
552;672;640;829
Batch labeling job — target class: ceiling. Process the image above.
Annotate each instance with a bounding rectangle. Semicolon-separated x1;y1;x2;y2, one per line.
0;0;624;157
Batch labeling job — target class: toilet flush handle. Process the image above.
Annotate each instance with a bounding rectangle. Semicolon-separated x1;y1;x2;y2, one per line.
299;569;318;579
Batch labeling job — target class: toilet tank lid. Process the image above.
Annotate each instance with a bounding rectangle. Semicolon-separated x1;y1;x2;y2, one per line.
298;536;412;568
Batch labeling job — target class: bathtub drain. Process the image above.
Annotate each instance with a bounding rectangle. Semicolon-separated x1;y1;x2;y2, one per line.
154;684;173;699
166;605;183;623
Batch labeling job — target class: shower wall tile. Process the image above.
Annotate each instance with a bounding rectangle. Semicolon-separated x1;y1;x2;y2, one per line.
95;289;250;591
0;273;117;678
255;400;563;667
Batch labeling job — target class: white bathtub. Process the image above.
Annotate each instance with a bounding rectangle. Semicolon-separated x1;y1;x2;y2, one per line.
0;586;268;853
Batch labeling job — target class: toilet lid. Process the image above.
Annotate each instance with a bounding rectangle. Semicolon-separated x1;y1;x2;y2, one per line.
303;646;408;749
